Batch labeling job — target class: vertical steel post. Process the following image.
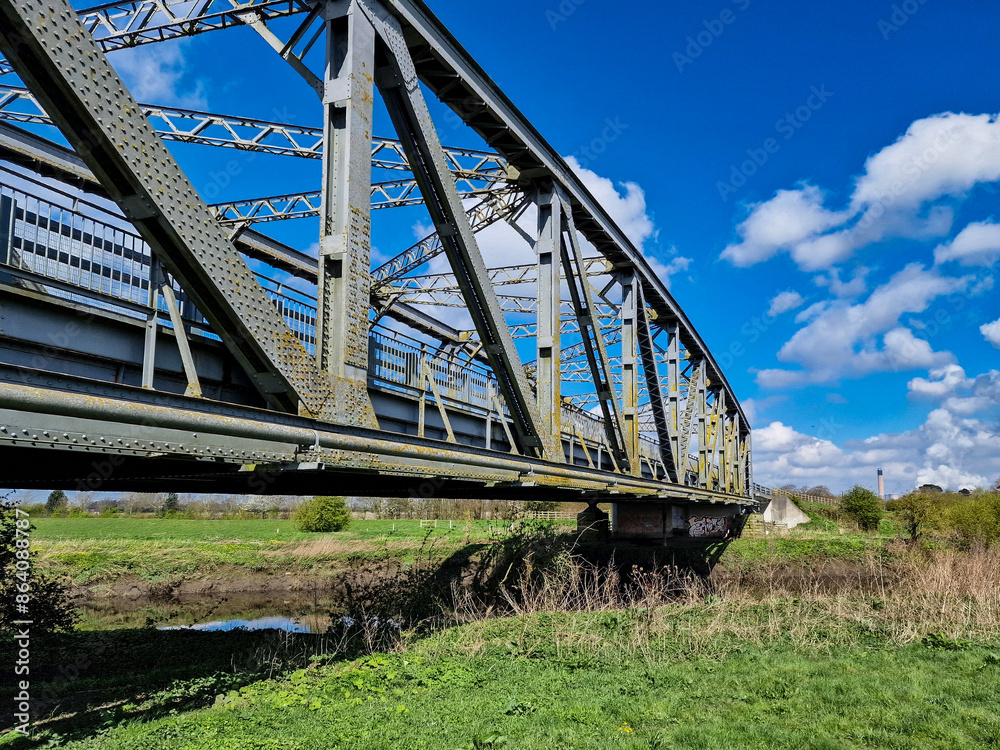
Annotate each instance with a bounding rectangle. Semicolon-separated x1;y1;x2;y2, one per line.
0;194;12;266
696;363;709;488
316;0;378;423
536;188;562;443
666;322;682;478
141;258;162;389
620;269;640;475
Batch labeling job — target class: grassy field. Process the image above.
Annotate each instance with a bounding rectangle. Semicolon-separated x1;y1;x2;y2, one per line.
27;518;558;588
2;599;998;749
26;515;896;590
4;514;998;748
29;518;521;543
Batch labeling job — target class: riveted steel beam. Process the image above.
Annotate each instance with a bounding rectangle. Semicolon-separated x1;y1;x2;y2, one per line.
0;84;511;175
536;188;562;442
362;0;556;459
315;0;377;412
636;288;679;482
209;177;511;225
620;268;640;476
559;200;631;472
0;0;317;76
0;0;343;420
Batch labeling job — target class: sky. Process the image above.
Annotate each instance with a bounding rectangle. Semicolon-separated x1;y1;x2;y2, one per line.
29;0;1000;495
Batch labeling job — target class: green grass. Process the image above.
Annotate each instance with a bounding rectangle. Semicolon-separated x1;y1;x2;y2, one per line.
26;513;898;588
27;518;558;586
3;615;998;750
29;518;533;543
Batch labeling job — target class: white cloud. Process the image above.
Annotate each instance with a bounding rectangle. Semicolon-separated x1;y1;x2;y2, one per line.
752;372;1000;492
721;112;1000;271
111;41;208;109
907;364;971;399
721;185;849;268
934;220;1000;266
565;156;658;251
852;113;1000;209
767;290;805;317
814;266;869;298
982;317;1000;348
757;264;967;387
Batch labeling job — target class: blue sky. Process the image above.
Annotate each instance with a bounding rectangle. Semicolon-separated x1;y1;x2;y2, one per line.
42;0;1000;494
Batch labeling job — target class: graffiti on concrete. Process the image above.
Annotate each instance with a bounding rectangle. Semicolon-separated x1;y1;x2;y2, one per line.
688;516;730;538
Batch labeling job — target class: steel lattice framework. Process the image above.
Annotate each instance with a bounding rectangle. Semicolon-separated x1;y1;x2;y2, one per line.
0;0;754;511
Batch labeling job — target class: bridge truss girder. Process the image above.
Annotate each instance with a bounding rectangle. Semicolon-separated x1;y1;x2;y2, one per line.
0;0;753;503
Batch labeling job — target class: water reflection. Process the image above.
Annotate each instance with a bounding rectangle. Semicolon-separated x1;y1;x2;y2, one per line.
78;591;344;633
159;616;312;633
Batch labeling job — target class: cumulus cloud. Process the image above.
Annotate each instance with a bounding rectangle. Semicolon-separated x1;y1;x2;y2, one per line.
908;364;971;399
111;41;208;109
722;112;1000;271
756;264;967;387
767;290;805;317
934;219;1000;266
752;372;1000;492
813;266;869;298
721;185;849;268
982;317;1000;348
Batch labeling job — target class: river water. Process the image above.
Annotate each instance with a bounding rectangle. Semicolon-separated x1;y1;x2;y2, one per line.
77;591;346;633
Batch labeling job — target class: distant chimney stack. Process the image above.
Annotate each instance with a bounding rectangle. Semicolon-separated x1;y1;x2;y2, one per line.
877;468;885;500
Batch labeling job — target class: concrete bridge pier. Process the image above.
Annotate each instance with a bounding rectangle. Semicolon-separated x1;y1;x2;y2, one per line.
576;503;610;543
610;502;741;543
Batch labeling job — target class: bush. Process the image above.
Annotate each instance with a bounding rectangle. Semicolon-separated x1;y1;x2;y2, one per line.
946;492;1000;546
841;485;883;532
295;496;351;532
1;500;77;633
885;492;940;540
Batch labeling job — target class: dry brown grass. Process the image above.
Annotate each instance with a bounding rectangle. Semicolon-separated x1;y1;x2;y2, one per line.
273;538;419;557
446;545;1000;658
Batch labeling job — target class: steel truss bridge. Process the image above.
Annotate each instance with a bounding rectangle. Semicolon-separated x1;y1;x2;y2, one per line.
0;0;757;533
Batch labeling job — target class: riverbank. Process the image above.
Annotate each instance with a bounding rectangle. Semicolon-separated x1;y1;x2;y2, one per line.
4;515;998;748
3;554;998;749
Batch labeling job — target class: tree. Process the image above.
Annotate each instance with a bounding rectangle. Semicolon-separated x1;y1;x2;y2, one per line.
841;485;883;532
295;496;351;532
242;496;278;518
158;492;180;517
45;489;68;515
1;499;77;633
886;492;937;540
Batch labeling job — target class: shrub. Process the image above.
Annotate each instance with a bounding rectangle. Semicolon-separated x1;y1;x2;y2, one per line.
295;496;351;532
946;492;1000;546
1;500;77;633
885;492;940;540
841;485;883;532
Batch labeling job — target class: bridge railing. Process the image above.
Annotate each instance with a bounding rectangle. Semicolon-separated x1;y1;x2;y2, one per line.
1;172;673;474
